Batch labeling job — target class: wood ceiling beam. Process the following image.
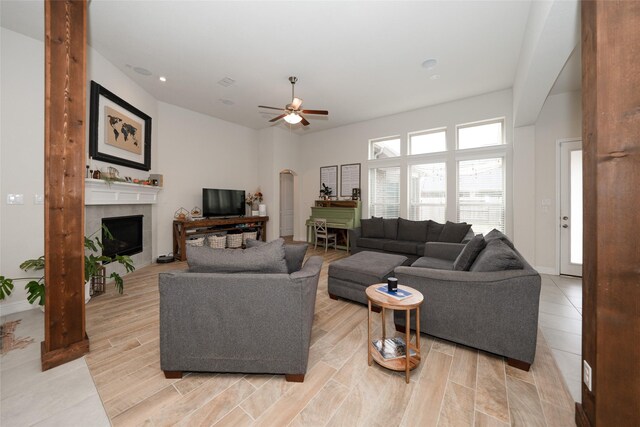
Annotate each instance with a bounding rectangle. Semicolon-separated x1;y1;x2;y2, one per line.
42;0;89;370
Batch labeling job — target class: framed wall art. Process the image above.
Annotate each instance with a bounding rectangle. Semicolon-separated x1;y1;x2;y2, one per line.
340;163;361;197
319;165;338;198
89;80;152;171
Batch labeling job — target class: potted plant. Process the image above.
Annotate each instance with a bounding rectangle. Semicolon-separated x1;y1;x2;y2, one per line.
0;225;135;307
320;183;333;200
245;188;263;216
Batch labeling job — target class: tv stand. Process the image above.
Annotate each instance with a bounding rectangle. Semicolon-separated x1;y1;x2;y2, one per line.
172;216;269;261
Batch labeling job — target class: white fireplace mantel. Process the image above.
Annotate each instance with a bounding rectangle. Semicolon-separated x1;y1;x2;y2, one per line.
85;178;162;205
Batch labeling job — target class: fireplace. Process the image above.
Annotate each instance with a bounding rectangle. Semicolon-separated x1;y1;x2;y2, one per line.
102;215;144;258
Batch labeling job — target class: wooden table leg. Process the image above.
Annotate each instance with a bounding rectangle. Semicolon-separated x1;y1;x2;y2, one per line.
381;307;386;340
405;309;410;383
367;300;372;366
416;306;421;352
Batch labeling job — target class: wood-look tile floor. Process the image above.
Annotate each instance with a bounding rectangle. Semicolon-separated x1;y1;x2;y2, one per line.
84;246;577;426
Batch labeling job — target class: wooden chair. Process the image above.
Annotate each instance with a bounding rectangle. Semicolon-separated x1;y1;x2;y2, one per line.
313;218;337;252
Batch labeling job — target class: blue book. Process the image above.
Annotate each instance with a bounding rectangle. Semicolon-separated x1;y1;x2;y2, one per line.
375;285;412;300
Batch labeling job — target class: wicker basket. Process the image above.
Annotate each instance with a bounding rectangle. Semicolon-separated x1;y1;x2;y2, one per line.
242;231;258;244
226;233;243;248
185;237;205;247
207;234;226;249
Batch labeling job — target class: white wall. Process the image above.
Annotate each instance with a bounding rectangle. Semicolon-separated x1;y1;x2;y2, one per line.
513;125;536;262
0;28;45;314
155;102;259;255
533;90;582;272
298;89;515;242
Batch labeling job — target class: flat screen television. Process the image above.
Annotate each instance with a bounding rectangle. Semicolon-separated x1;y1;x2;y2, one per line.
202;188;245;217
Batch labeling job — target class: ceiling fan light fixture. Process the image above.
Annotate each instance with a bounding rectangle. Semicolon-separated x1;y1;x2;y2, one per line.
284;112;302;124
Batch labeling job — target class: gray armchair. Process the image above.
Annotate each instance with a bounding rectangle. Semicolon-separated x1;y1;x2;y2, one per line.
159;256;323;382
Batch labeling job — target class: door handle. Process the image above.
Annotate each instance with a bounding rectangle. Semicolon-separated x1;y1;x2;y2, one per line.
562;224;569;228
562;216;569;220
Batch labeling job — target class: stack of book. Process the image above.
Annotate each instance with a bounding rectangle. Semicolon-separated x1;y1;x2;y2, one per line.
372;337;417;360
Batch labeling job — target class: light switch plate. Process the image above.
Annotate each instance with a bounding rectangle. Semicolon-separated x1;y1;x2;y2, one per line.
7;194;24;205
34;194;44;205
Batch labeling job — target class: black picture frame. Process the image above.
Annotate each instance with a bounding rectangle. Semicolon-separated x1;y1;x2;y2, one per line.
320;165;338;198
89;81;152;171
340;163;361;197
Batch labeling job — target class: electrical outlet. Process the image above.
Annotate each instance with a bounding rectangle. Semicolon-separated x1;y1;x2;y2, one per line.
583;360;592;391
7;193;24;205
34;194;44;205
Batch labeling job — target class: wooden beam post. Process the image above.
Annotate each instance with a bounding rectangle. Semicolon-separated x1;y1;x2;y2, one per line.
578;0;640;425
42;0;89;370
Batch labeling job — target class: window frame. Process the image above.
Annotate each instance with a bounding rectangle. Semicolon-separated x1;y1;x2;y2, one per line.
408;127;447;156
369;135;402;160
456;117;505;151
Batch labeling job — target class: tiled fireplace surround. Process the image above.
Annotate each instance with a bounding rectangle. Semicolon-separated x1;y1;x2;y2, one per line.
85;204;153;278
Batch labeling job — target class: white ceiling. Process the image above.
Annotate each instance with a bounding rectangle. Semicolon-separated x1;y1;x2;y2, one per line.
2;1;541;133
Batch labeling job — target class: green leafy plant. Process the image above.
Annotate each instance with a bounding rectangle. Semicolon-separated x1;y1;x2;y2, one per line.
0;225;135;306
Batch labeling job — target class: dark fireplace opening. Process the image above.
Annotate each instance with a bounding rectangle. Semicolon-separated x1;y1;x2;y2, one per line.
102;215;143;258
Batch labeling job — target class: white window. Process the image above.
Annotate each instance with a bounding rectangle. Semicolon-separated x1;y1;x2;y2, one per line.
409;129;446;155
370;136;401;160
409;163;446;222
457;157;505;234
369;166;401;218
457;119;504;150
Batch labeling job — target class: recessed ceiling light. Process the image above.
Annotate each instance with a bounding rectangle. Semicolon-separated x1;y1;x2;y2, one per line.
133;66;152;76
159;76;167;82
430;74;441;80
421;59;438;70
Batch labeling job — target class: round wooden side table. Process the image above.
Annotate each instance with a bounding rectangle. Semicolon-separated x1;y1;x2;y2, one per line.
366;284;424;383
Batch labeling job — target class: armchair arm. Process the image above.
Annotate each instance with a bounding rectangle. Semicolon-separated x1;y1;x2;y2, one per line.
348;227;362;252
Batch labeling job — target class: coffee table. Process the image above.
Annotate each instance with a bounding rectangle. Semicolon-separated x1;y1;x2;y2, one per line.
366;284;424;383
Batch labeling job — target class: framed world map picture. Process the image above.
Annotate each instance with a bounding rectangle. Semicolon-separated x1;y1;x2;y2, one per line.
89;81;152;171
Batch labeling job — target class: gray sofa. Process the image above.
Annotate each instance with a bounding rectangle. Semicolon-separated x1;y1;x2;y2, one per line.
392;231;541;370
349;217;474;263
159;239;323;382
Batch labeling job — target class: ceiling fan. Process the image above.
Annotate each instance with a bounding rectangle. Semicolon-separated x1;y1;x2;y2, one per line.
259;76;328;126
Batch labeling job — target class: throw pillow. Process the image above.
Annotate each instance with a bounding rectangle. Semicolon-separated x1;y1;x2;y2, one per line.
484;228;515;249
382;218;398;240
246;239;307;273
283;243;308;273
397;218;429;242
361;217;385;238
438;221;472;243
426;220;445;242
187;238;288;274
470;239;524;272
452;234;486;271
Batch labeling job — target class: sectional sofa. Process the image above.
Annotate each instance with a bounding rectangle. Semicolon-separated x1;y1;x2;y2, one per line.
349;217;474;263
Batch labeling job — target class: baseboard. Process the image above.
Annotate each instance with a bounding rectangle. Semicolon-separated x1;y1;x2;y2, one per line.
0;300;37;316
534;266;558;275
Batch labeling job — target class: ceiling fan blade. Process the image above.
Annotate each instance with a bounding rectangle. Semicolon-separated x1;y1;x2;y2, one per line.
269;113;287;123
300;115;310;126
290;97;303;110
301;109;328;115
258;105;284;111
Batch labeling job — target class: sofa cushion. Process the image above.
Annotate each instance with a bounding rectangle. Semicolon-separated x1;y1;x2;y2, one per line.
484;228;515;249
411;256;454;270
470;239;524;272
245;239;307;273
439;221;472;243
452;234;486;271
329;251;407;284
383;240;419;255
187;238;288;274
361;217;385;238
356;237;391;251
426;220;445;242
397;218;428;242
416;243;426;256
383;218;399;240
